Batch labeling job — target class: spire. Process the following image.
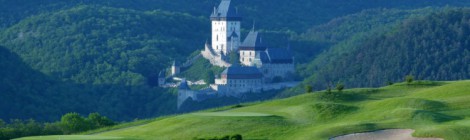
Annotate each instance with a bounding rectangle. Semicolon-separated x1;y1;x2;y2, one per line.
252;20;256;31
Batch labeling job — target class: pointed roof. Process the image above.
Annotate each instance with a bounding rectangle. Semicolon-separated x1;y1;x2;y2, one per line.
172;60;179;67
227;31;239;41
229;31;239;38
240;30;266;50
210;0;241;21
158;71;165;78
178;80;190;90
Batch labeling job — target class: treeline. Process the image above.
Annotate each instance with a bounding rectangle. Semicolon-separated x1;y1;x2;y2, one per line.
0;5;208;86
0;45;176;122
300;8;470;91
0;113;115;140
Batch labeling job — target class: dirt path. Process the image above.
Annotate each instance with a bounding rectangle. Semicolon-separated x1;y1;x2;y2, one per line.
330;129;442;140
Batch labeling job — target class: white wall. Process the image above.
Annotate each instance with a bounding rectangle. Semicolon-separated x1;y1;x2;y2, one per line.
239;50;256;66
212;20;240;55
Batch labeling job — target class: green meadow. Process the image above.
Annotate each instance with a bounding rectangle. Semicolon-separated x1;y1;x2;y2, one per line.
17;80;470;140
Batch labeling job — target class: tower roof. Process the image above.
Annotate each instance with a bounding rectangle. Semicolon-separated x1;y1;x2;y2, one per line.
178;80;190;90
227;31;239;41
158;71;165;78
211;0;241;21
240;30;265;50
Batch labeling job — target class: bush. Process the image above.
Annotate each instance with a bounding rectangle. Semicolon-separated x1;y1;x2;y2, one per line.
305;85;313;93
231;134;243;140
60;113;89;134
405;75;414;84
336;83;345;92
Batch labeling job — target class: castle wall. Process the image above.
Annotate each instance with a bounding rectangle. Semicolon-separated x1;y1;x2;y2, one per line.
260;63;295;81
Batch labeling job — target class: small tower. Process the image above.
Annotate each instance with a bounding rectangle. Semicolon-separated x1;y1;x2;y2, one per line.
171;61;180;76
177;80;192;109
158;71;166;87
211;0;242;55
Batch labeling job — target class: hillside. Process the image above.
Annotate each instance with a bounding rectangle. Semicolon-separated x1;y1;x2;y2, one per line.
0;5;208;86
295;8;470;93
0;45;176;122
2;0;469;32
16;80;470;139
1;0;470;124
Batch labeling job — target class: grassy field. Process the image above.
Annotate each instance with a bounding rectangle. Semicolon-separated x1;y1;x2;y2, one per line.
18;80;470;140
16;135;125;140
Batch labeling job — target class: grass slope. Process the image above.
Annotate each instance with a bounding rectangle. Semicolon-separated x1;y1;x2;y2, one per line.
18;80;470;140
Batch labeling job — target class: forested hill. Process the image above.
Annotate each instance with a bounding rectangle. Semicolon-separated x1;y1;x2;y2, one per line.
1;0;469;32
0;5;208;86
0;45;176;121
1;0;470;122
299;9;470;91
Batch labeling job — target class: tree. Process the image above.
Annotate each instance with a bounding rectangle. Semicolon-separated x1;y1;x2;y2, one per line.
229;51;240;65
0;119;4;127
326;82;332;94
405;75;414;84
231;134;243;140
336;83;345;92
87;113;115;129
60;113;89;134
205;70;215;84
43;123;63;135
305;85;313;93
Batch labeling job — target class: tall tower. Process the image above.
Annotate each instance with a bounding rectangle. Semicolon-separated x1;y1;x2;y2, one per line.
211;0;242;56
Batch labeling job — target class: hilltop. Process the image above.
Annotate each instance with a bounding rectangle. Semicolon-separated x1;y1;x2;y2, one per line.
292;8;470;96
16;80;470;139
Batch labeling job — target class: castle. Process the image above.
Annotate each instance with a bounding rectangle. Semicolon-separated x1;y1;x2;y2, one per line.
178;0;296;108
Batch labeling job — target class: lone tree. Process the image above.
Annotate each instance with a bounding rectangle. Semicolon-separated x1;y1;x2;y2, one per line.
336;82;345;92
326;82;332;94
231;134;243;140
405;75;414;84
305;85;313;93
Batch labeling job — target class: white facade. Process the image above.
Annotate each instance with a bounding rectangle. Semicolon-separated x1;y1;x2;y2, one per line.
213;77;263;97
212;20;241;55
239;50;256;66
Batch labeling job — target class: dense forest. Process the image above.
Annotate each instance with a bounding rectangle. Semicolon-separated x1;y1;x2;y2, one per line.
1;0;470;125
298;9;470;93
0;45;175;122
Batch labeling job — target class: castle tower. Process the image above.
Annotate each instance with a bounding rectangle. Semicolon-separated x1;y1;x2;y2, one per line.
211;0;242;56
171;61;180;76
239;29;266;66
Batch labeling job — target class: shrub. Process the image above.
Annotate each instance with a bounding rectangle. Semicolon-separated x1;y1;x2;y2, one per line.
405;75;414;84
231;134;243;140
336;83;345;92
305;85;313;93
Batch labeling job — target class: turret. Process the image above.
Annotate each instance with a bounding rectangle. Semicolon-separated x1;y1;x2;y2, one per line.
171;61;180;76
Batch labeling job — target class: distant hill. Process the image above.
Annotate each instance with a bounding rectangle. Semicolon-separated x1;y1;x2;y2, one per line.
17;80;470;139
1;0;470;122
297;8;470;92
0;5;208;86
0;45;176;121
2;0;470;32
